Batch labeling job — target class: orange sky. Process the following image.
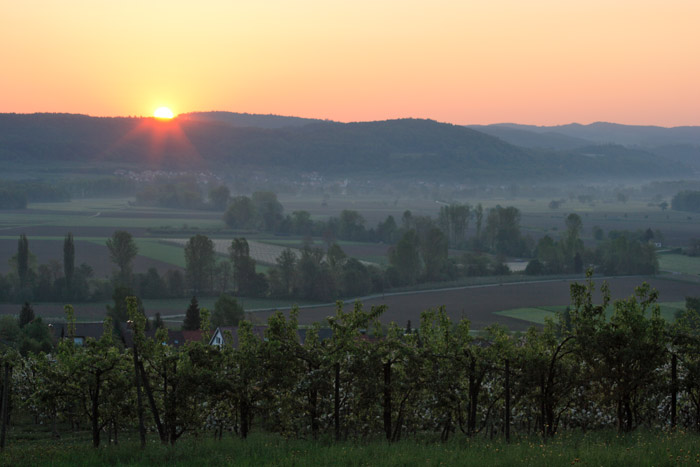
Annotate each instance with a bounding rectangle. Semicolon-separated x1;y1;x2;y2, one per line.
1;0;699;126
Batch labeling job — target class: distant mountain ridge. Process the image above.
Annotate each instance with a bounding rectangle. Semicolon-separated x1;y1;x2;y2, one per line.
505;122;700;146
470;122;700;171
0;112;693;182
179;111;324;129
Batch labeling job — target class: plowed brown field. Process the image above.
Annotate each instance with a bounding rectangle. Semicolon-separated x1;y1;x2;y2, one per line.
254;276;700;331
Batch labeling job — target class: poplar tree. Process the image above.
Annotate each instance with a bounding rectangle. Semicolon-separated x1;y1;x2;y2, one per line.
18;302;34;328
63;233;75;292
17;234;29;290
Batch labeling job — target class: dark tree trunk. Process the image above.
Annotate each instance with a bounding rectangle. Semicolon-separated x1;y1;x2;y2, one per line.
617;398;624;433
52;406;59;439
504;359;510;443
546;403;555;437
624;397;633;432
133;345;146;448
0;363;11;451
166;361;178;446
91;373;101;448
383;361;392;442
467;357;481;436
240;399;249;439
309;371;319;440
671;353;677;429
540;373;546;440
696;395;700;432
334;362;341;442
138;361;166;443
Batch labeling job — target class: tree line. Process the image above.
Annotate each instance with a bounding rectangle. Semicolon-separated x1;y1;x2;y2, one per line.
1;275;700;450
672;190;700;213
2;206;660;307
526;213;659;276
0;181;71;209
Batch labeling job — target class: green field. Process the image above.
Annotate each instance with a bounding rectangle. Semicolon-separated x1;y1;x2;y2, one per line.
115;238;187;268
496;301;687;325
659;253;700;275
2;429;698;466
141;296;316;315
494;307;558;325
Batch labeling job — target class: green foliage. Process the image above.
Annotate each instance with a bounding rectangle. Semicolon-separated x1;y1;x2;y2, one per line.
597;232;658;275
17;234;30;291
0;315;21;345
135;178;203;209
182;296;201;331
106;285;141;324
252;191;284;232
388;230;421;286
106;231;138;285
230;238;263;296
211;294;244;328
484;205;528;256
438;203;470;247
18;302;34;328
5;276;700;452
671;189;700;213
207;185;230;211
184;234;215;295
525;258;544;275
570;273;667;432
223;195;256;229
63;233;74;292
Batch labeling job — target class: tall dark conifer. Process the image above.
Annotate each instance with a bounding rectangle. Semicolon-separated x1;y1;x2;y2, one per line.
63;233;75;292
182;296;201;331
17;234;29;289
18;302;34;328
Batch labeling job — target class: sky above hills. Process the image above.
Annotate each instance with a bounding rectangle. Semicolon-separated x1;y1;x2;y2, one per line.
2;0;699;126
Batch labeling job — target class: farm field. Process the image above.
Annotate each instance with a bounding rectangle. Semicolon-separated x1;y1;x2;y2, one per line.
164;238;302;266
2;194;699;265
658;253;700;275
495;301;687;325
278;194;700;247
255;276;700;331
0;237;180;277
0;296;317;323
2;196;700;330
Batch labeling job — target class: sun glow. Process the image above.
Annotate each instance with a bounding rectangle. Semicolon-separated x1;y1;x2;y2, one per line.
154;107;174;119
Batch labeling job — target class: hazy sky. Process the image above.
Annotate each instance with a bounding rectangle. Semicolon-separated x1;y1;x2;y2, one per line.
2;0;699;125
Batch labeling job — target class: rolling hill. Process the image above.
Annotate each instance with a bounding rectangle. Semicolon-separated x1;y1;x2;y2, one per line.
0;113;692;182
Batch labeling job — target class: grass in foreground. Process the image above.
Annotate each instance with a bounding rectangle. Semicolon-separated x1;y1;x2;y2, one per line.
2;429;699;466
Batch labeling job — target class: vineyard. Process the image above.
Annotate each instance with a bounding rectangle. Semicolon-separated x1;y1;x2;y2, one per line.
1;275;700;458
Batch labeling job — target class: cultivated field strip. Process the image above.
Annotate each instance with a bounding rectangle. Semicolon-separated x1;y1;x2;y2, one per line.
251;276;700;330
162;238;302;265
162;238;377;267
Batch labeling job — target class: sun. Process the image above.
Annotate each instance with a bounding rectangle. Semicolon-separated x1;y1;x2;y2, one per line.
154;107;175;119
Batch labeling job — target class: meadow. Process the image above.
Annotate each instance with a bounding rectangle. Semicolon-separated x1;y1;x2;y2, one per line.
659;253;700;276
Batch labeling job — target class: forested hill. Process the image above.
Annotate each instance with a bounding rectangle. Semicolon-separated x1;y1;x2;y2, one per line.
470;122;700;171
178;111;323;129
0;113;690;181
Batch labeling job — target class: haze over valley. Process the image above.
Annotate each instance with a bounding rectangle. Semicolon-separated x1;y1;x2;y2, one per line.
3;0;700;463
